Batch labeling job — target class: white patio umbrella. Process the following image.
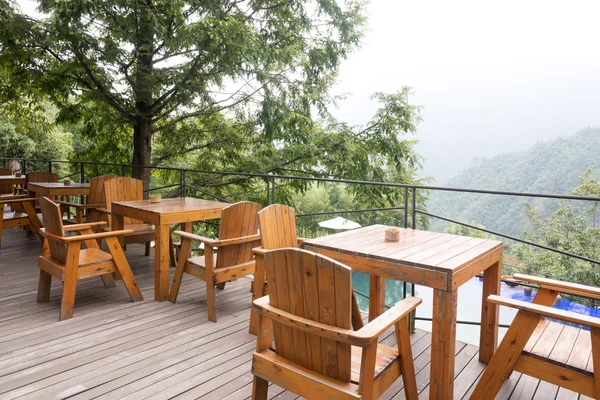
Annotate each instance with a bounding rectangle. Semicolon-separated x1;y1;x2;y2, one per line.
318;216;361;230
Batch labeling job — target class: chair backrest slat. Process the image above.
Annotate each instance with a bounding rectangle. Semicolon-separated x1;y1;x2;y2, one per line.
0;168;12;194
40;197;67;263
258;204;298;250
264;248;353;382
104;177;144;225
215;201;262;269
89;174;116;206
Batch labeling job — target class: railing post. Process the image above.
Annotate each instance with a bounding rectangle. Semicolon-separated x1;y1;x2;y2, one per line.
411;188;417;229
22;159;26;174
271;176;276;204
179;169;184;197
121;165;126;177
182;170;186;197
48;161;52;173
265;178;271;205
404;187;409;228
80;162;85;183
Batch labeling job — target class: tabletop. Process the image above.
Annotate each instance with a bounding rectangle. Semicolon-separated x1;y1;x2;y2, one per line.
0;176;25;184
111;197;230;225
28;182;90;189
302;225;503;291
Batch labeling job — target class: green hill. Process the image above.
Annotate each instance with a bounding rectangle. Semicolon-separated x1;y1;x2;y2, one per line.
426;128;600;237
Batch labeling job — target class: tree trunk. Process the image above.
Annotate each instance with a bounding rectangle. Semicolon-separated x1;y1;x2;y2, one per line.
132;118;152;195
132;0;154;196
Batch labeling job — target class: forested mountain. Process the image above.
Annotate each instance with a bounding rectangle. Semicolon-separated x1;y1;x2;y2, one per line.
426;128;600;236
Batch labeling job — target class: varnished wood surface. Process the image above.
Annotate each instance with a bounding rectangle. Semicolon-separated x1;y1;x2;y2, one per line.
302;225;503;276
0;176;25;185
112;197;231;225
27;182;91;197
0;226;587;399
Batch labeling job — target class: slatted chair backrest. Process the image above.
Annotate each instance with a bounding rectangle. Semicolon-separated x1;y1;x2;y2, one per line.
88;174;116;206
103;176;144;225
215;201;262;269
257;204;298;250
26;171;58;184
0;168;12;194
40;197;68;263
263;248;353;382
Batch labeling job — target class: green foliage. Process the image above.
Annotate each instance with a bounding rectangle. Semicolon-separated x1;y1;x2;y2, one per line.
427;128;600;236
513;169;600;296
445;221;487;239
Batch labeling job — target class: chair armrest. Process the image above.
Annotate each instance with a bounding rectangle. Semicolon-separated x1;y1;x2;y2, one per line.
40;228;134;243
63;221;108;232
96;208;111;215
349;296;422;344
513;274;600;300
55;201;103;209
488;294;600;329
173;231;219;247
253;246;268;255
0;196;38;204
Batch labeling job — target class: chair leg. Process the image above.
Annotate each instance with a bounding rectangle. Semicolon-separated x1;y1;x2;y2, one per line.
216;282;226;290
206;282;217;322
168;238;192;303
144;241;150;256
396;317;418;400
105;237;143;302
251;376;269;400
37;270;52;302
100;273;117;288
60;271;78;321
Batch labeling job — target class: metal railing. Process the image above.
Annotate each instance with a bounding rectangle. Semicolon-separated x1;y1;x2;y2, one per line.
4;156;600;327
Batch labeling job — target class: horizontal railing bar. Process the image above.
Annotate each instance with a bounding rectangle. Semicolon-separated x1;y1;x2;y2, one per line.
185;184;232;203
417;210;600;266
414;316;510;328
297;206;405;218
143;183;181;193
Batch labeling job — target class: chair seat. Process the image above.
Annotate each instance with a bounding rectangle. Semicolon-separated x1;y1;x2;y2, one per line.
41;248;113;268
350;343;400;384
3;212;30;221
187;255;217;268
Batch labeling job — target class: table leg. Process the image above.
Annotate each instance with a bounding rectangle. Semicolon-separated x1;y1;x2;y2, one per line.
154;224;171;301
369;275;386;322
112;213;125;246
430;289;458;400
479;260;501;363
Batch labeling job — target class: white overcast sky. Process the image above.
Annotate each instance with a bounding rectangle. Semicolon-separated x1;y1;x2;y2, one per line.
331;0;600;182
17;0;600;182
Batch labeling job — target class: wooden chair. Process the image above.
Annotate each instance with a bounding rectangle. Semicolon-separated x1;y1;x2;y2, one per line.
0;195;43;246
37;197;143;320
249;204;357;334
251;248;421;400
471;274;600;399
99;176;154;255
168;201;262;322
56;174;117;224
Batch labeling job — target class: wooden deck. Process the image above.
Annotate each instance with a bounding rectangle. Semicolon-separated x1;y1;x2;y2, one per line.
0;226;590;399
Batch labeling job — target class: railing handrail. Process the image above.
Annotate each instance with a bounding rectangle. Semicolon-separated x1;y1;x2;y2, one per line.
3;157;600;202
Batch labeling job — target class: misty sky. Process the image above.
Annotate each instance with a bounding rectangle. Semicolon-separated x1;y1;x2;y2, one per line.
330;0;600;183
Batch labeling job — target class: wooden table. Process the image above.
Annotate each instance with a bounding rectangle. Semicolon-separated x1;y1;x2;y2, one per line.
111;197;230;301
27;182;90;198
0;176;25;186
302;225;504;399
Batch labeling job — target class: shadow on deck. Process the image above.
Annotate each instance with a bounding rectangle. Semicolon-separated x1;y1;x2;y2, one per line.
0;227;589;399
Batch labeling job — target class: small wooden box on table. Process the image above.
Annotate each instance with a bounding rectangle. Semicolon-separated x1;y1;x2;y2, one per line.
111;197;229;301
302;225;504;399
